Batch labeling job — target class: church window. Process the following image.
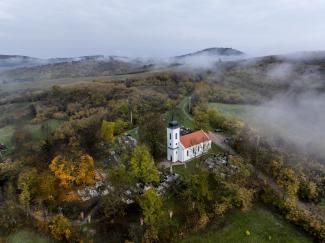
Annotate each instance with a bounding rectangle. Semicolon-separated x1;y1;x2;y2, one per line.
175;133;177;139
187;150;189;156
169;133;171;139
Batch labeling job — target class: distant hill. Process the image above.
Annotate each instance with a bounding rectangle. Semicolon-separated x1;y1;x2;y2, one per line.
0;55;45;71
175;47;245;59
173;47;245;67
0;56;150;83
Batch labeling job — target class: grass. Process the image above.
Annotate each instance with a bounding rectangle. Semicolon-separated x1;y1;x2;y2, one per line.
0;125;15;145
318;199;325;209
125;127;139;140
0;119;64;154
26;119;64;141
6;229;52;243
209;102;260;121
180;206;312;243
162;97;194;129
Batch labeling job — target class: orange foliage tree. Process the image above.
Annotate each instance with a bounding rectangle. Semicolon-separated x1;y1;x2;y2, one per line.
49;154;96;189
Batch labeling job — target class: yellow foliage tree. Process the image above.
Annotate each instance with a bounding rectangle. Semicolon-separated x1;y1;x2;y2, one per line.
49;213;72;241
49;156;75;188
49;154;96;189
75;154;96;186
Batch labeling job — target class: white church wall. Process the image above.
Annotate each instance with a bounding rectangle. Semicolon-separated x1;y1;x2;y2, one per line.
167;126;180;162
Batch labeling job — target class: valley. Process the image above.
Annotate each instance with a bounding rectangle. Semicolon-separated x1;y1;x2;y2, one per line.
0;49;324;242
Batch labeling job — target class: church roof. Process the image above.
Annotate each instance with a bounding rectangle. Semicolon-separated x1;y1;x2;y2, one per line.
180;130;210;148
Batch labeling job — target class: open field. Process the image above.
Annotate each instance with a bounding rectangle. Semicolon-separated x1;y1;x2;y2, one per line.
0;68;169;93
5;229;52;243
209;102;261;121
0;119;63;152
181;206;312;243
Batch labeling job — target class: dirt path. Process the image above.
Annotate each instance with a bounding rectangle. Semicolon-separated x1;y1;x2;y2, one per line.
208;131;323;221
208;132;236;154
179;97;193;121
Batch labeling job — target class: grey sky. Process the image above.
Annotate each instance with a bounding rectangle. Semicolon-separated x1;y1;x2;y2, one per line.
0;0;325;58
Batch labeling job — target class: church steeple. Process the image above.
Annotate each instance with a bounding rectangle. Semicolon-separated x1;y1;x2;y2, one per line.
168;112;179;128
167;112;180;162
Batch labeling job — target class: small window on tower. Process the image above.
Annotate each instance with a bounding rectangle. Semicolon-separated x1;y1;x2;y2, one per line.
169;133;171;139
175;133;177;139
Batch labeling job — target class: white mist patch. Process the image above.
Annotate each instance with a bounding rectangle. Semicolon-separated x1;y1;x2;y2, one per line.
250;92;325;159
267;63;294;80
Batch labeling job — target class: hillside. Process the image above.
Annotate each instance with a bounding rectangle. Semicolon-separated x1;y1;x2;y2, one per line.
0;55;45;71
0;56;150;83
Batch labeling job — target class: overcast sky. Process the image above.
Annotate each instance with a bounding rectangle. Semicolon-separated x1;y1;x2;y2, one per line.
0;0;325;58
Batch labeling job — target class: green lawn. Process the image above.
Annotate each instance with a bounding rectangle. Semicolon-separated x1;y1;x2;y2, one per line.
6;229;52;243
181;206;312;243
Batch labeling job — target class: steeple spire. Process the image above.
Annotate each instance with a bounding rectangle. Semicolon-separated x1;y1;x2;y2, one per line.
168;111;179;128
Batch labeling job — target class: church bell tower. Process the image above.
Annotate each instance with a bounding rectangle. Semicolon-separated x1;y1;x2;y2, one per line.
167;114;180;162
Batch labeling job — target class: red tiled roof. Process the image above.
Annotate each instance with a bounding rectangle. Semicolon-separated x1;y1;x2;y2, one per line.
180;130;210;148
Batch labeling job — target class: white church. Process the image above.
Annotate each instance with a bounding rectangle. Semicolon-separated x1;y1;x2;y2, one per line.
167;117;212;163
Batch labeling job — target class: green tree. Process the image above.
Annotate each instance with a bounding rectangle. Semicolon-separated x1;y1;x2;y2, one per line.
139;113;165;159
181;169;212;214
193;105;209;131
298;179;318;202
164;99;176;110
207;108;225;129
129;145;159;183
138;188;163;225
17;168;38;213
101;120;115;143
114;118;128;135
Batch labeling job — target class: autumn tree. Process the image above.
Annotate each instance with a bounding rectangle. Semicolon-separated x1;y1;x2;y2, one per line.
276;167;299;200
49;213;73;241
36;171;57;204
75;154;96;187
129;145;159;183
49;154;96;189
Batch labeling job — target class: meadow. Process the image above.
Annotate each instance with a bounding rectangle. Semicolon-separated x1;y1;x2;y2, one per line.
181;206;312;243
